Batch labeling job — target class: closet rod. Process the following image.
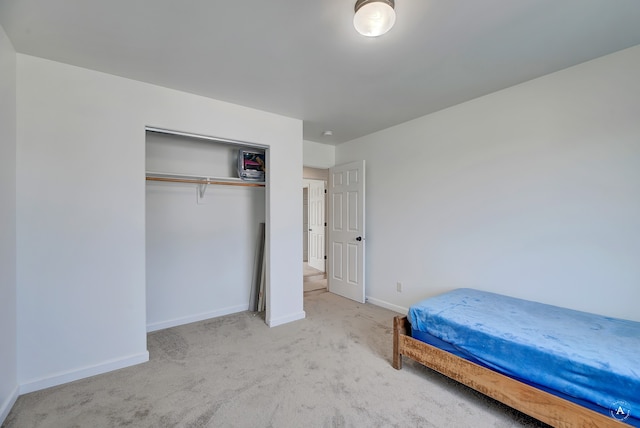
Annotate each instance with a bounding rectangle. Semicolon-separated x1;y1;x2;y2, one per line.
146;176;265;187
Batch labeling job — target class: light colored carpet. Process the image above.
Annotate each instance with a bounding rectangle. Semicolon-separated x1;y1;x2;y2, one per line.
2;292;549;428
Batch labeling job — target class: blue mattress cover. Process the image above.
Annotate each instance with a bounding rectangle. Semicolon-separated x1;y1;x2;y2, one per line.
408;288;640;426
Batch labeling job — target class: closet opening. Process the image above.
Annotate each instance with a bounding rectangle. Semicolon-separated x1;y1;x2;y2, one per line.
145;127;268;332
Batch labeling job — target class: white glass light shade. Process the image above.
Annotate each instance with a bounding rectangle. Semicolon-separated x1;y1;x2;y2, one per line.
353;0;396;37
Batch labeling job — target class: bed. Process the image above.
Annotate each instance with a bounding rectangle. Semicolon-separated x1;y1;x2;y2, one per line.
392;288;639;427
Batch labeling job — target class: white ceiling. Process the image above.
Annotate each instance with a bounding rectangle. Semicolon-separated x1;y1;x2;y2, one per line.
2;0;640;145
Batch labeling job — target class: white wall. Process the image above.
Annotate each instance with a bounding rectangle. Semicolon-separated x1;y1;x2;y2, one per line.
303;140;335;169
16;54;304;393
337;45;640;322
0;24;18;424
145;132;266;331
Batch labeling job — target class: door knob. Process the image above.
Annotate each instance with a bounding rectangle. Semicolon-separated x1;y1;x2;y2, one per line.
356;236;362;241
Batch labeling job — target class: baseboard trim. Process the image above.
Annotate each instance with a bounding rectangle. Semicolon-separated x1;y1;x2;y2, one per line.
0;384;19;425
267;310;306;327
365;296;408;315
146;304;249;332
19;351;149;395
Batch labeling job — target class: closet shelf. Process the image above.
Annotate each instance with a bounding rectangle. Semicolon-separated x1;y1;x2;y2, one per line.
145;171;265;187
146;171;264;198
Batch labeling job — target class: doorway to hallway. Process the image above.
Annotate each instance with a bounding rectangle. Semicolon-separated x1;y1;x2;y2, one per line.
303;167;328;295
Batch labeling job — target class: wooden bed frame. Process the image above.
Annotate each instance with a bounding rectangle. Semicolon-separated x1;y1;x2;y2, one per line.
392;315;628;427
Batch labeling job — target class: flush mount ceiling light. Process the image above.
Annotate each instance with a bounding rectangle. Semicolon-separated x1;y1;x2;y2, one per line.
353;0;396;37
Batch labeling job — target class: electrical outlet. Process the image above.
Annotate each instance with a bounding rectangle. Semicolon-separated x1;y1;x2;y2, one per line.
396;282;402;293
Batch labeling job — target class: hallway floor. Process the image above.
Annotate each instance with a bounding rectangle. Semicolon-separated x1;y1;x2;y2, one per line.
303;262;327;293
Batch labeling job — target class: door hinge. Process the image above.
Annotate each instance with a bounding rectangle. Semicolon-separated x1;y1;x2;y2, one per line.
324;222;327;227
324;189;327;193
324;256;327;260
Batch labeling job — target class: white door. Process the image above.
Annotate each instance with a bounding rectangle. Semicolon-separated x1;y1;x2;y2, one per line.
328;160;365;303
308;180;326;272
